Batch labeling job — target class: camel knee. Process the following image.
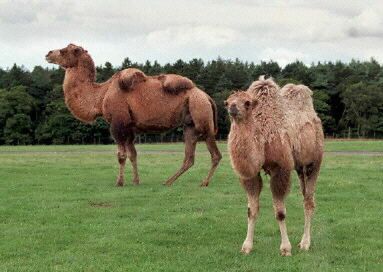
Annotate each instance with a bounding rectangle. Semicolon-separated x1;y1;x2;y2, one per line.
273;202;286;221
212;151;222;166
117;151;127;164
276;211;286;221
304;196;315;211
248;205;259;219
127;152;137;162
184;157;194;169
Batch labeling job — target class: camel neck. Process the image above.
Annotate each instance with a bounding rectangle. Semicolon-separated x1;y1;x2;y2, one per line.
62;64;108;123
231;118;254;132
235;114;253;124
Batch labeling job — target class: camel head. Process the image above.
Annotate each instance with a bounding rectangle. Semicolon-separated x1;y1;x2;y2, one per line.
225;91;256;122
46;43;87;68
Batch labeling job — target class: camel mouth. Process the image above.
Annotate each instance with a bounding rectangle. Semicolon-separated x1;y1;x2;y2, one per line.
228;107;239;117
45;56;54;63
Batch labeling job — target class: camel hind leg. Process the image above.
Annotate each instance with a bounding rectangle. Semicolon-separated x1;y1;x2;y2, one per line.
126;134;140;185
188;91;221;186
163;126;198;186
297;162;320;251
200;135;222;187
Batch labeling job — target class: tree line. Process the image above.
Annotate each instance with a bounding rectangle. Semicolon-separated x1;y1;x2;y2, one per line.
0;57;383;145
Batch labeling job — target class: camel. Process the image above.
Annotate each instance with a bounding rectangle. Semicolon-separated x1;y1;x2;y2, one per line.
225;76;324;256
45;44;221;187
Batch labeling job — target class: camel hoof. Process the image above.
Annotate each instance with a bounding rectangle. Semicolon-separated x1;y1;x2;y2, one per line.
116;177;124;187
280;243;292;256
200;180;209;187
162;181;173;186
298;240;310;251
280;249;292;256
132;179;140;185
241;242;253;255
116;182;124;187
281;249;291;256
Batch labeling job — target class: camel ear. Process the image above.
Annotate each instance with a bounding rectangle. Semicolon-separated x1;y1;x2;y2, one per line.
224;100;228;107
118;69;147;91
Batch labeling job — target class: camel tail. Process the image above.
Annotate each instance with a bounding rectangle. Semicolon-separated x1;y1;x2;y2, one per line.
208;96;218;135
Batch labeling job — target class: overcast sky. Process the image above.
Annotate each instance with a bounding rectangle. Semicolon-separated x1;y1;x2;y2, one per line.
1;0;383;69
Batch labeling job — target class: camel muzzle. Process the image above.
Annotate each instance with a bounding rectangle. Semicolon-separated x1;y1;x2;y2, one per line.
229;105;239;117
45;52;53;63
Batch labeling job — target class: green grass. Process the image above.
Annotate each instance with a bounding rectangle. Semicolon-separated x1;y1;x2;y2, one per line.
0;141;382;271
0;139;382;153
324;140;383;152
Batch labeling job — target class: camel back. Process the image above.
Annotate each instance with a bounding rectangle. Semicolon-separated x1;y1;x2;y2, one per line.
118;69;195;95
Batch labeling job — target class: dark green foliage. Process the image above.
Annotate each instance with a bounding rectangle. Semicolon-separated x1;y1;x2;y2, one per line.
312;90;336;133
0;58;383;145
96;62;115;82
4;113;33;145
0;86;36;144
250;60;281;80
282;61;314;85
340;82;383;137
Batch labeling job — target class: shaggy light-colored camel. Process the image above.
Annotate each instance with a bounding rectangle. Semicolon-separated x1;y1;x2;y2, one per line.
225;76;323;256
46;44;221;187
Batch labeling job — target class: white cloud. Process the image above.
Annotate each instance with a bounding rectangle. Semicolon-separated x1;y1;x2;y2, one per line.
348;8;383;38
146;25;239;49
1;0;383;69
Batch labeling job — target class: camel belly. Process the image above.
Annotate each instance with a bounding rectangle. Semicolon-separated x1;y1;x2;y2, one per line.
129;95;186;133
264;135;295;171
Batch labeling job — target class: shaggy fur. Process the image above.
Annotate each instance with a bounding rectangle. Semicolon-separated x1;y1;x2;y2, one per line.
226;76;324;256
46;44;221;187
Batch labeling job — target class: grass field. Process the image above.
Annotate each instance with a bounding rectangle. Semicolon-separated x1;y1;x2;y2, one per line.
0;140;382;271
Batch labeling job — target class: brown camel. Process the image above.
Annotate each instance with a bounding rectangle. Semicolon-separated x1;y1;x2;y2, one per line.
225;76;323;256
46;44;221;187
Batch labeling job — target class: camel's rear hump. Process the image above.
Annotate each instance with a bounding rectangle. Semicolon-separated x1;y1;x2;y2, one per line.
158;74;195;94
281;84;315;112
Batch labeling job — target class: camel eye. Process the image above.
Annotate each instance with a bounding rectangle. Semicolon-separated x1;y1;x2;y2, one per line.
244;101;251;109
60;49;67;55
73;48;82;56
